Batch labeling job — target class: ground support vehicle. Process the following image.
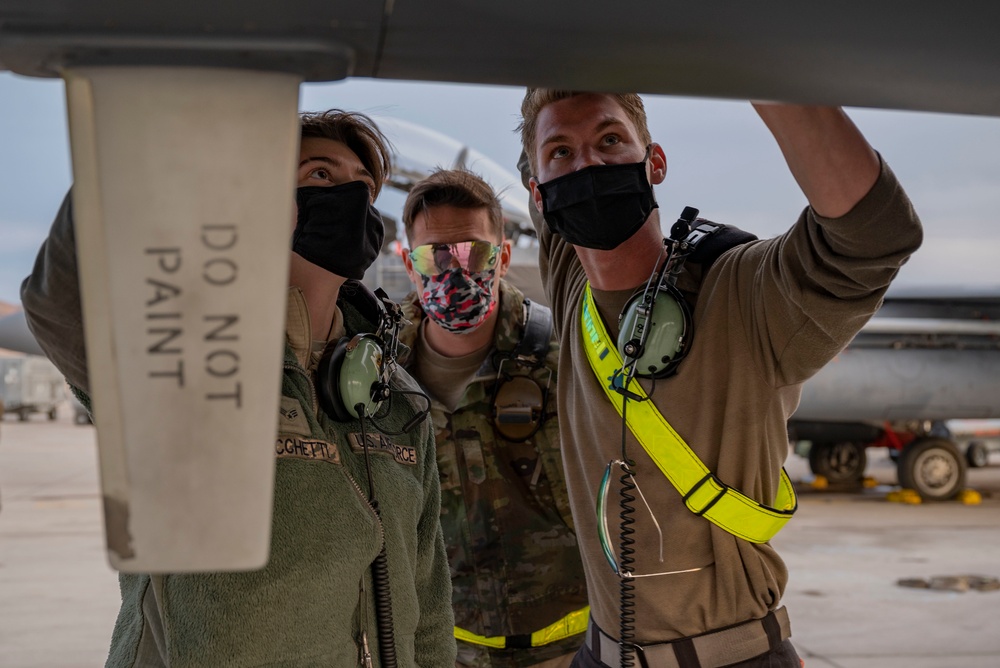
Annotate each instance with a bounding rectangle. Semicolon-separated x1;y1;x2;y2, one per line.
0;356;65;421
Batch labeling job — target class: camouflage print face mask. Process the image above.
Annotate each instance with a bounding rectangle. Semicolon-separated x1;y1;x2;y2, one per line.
418;267;498;334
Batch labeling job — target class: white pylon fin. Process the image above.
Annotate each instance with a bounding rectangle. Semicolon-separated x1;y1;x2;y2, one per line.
64;66;301;572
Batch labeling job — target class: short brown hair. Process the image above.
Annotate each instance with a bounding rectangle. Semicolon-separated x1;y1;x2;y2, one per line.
402;169;504;242
299;109;392;200
517;89;652;174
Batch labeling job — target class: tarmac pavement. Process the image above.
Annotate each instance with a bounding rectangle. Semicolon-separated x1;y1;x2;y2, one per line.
1;408;999;668
779;452;1000;668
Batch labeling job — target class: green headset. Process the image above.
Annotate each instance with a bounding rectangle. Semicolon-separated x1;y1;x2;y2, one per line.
318;332;392;421
616;207;758;381
618;280;692;380
316;283;428;432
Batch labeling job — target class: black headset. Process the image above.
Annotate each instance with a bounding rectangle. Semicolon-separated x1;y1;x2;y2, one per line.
489;299;555;442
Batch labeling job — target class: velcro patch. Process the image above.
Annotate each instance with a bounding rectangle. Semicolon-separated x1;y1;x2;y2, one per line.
348;433;418;466
278;397;312;436
275;436;340;463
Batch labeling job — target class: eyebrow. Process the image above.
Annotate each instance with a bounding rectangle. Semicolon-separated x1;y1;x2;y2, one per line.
539;115;628;149
299;156;374;182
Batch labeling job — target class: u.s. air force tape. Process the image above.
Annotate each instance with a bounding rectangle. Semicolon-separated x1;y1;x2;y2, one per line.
348;433;417;466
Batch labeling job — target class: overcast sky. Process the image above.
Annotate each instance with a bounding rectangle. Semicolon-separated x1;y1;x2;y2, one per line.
2;71;1000;304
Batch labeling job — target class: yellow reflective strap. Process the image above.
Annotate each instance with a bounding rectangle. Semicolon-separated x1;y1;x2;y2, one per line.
531;605;590;646
580;284;796;544
454;605;590;648
454;626;507;649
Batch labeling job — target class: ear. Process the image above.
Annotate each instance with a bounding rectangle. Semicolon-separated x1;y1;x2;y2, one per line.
529;177;544;214
649;143;667;186
401;248;422;287
496;238;513;279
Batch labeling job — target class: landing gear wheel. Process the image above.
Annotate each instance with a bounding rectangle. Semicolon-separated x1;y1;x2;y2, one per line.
808;441;867;484
898;438;966;501
966;442;989;469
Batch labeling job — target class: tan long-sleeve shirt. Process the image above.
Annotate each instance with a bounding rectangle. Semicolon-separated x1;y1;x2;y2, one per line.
533;159;922;642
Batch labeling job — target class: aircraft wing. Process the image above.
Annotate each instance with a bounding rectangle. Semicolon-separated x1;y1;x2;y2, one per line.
3;1;997;572
0;1;998;115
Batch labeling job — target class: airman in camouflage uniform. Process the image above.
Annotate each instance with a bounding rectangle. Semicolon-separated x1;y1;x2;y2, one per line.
399;169;588;668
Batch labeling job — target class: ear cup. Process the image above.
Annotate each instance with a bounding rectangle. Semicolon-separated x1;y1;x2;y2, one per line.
617;282;692;379
492;375;547;442
318;338;354;421
339;335;386;419
318;334;388;421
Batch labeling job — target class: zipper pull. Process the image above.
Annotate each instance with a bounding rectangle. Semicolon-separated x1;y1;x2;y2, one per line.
360;631;374;668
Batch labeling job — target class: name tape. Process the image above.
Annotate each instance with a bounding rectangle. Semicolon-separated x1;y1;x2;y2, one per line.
275;436;340;464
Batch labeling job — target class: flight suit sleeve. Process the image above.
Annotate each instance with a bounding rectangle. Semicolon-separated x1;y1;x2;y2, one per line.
412;413;458;665
728;156;923;387
20;190;90;392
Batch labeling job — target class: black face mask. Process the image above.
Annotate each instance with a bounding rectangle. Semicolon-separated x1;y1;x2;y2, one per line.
292;181;384;280
537;150;658;250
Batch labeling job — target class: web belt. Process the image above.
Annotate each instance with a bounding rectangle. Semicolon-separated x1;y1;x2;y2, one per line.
455;605;590;649
585;607;791;668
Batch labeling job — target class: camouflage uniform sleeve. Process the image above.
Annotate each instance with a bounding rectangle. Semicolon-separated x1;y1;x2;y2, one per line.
20;190;90;392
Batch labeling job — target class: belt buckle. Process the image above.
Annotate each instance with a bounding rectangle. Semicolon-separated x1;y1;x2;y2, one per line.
681;472;728;516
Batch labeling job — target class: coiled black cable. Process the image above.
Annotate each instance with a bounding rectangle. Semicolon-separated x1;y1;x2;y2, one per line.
369;503;397;668
618;398;637;668
357;404;397;668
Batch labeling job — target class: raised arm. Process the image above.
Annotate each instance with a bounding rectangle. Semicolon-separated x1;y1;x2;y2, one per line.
753;104;880;219
733;105;924;386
